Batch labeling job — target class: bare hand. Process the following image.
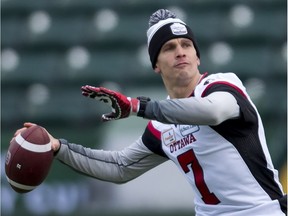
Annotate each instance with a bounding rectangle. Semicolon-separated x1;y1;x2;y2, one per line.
12;122;61;153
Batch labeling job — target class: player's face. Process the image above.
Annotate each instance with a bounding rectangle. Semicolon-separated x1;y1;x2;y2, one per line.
154;38;200;90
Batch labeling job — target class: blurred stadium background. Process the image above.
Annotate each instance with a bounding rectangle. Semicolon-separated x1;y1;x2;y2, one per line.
1;0;287;216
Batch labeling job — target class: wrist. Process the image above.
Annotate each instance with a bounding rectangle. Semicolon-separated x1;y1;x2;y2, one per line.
128;97;140;116
53;139;64;156
136;96;151;117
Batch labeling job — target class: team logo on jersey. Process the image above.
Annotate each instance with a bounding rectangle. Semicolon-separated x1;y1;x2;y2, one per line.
179;125;199;137
162;128;176;146
162;125;198;153
169;133;197;153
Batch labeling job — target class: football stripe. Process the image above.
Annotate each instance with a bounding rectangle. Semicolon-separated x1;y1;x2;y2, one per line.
15;134;51;153
6;176;37;190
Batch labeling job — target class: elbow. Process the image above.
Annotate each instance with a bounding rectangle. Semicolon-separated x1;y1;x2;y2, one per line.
209;107;239;126
209;113;225;126
111;175;135;184
113;179;131;185
94;175;134;185
203;91;240;126
108;169;138;184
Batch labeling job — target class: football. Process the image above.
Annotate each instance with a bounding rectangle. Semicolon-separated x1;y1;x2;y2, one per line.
5;125;53;193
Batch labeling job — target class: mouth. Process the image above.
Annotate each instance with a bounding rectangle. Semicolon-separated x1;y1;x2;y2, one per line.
175;62;189;68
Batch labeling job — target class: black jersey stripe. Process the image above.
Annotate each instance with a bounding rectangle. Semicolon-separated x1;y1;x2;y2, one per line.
203;83;285;205
142;121;168;158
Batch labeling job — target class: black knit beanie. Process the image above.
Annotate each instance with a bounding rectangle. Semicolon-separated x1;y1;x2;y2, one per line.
147;9;200;69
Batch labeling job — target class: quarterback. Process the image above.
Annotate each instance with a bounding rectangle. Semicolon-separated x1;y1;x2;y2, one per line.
14;9;286;216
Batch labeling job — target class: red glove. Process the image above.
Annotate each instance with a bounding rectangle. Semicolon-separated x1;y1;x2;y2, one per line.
81;85;140;121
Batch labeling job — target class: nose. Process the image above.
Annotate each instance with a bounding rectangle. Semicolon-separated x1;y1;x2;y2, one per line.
175;45;186;58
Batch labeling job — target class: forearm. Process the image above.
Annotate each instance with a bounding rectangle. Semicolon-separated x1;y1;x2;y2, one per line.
55;138;167;184
144;92;240;125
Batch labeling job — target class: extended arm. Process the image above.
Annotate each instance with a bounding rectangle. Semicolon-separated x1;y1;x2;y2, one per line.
81;86;239;125
55;137;168;184
145;91;240;125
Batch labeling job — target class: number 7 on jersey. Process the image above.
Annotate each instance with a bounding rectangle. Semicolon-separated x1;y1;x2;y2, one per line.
177;149;220;205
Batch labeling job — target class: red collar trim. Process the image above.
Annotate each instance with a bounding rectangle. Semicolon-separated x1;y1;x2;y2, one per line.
189;72;208;97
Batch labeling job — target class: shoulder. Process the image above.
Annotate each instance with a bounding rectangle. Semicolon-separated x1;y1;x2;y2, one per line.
145;120;172;137
195;72;245;96
202;72;243;86
142;120;168;158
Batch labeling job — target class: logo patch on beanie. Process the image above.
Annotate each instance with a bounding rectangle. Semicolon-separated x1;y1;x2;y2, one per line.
170;23;188;35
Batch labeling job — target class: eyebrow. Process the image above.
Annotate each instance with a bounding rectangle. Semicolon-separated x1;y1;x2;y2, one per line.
169;38;191;45
162;42;174;49
162;38;192;48
181;38;192;42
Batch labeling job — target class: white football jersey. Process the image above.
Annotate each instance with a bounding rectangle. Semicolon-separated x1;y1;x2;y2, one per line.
142;73;286;215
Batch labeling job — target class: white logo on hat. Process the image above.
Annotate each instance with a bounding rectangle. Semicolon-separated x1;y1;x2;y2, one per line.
170;23;188;35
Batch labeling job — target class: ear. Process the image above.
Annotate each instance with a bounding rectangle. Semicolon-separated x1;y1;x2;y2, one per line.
154;64;161;74
197;57;200;66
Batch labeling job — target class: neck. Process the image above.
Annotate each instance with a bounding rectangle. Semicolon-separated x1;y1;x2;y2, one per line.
167;73;202;99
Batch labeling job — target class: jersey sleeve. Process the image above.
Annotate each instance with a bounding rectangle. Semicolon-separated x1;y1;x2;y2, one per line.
144;92;239;126
196;73;262;144
143;73;259;127
202;79;257;125
141;121;168;158
55;137;167;184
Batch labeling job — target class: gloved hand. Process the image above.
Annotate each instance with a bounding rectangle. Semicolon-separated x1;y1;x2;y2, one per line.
81;85;141;121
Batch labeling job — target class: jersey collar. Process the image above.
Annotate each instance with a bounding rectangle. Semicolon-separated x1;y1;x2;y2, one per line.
190;72;208;97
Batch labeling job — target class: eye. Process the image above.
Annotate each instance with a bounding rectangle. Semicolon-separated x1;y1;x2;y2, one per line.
182;42;192;47
162;44;174;52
